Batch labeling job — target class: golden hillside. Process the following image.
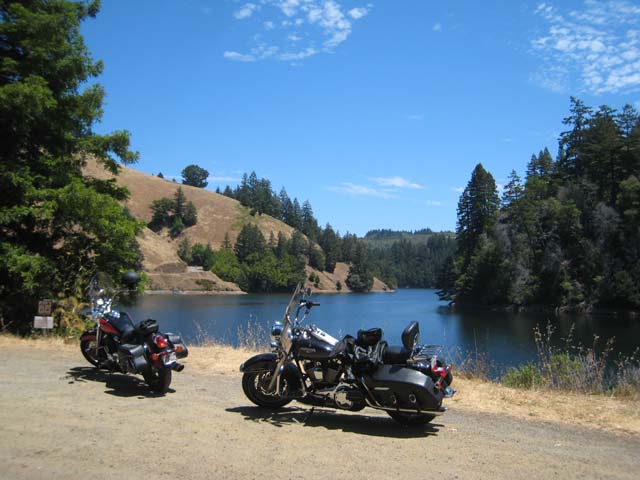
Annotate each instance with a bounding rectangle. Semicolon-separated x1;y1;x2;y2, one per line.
84;159;390;293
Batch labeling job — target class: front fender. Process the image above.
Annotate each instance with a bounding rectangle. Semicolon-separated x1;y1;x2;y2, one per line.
80;328;97;342
240;353;278;372
240;353;302;391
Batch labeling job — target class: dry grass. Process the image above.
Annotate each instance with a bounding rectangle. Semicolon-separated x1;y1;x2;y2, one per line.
2;334;638;436
450;376;640;436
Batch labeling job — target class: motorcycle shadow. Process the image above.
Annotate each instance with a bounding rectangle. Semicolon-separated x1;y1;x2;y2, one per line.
226;406;441;438
66;367;175;398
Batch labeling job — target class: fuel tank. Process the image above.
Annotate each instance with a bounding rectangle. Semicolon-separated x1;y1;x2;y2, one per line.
292;330;334;360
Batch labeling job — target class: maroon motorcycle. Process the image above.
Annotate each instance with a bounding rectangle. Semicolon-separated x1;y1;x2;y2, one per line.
79;272;188;393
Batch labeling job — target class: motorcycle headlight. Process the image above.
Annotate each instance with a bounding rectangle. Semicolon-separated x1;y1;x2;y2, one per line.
270;321;283;342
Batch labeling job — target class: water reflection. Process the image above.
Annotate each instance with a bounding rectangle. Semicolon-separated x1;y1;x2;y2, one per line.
127;290;640;369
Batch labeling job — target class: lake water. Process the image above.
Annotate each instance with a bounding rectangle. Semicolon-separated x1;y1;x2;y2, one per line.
127;289;640;371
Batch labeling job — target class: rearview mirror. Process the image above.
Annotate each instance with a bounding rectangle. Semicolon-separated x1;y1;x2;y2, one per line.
121;271;141;289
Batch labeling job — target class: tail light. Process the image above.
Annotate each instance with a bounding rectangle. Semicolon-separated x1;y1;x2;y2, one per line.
154;335;168;349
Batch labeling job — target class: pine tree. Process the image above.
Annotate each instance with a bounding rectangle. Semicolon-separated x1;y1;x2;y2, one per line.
456;163;499;263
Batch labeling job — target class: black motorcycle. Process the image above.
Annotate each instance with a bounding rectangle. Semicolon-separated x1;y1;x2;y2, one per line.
240;284;455;425
79;272;188;393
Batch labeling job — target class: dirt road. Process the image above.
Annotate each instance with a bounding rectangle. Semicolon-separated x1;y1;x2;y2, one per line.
1;341;638;480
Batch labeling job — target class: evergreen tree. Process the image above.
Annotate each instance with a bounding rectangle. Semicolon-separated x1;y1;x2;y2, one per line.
0;0;142;331
234;224;266;263
456;163;499;263
181;164;209;188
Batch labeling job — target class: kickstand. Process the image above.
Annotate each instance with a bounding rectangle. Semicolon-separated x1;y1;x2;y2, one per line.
303;407;315;424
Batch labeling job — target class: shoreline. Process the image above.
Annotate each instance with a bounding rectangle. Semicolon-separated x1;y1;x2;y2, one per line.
143;288;396;296
144;289;247;296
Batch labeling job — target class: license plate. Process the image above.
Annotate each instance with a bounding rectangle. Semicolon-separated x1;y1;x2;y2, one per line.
164;352;177;365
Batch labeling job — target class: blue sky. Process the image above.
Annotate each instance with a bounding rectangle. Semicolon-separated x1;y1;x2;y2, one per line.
81;0;640;236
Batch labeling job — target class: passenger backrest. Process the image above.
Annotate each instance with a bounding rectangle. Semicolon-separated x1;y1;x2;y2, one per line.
401;321;420;351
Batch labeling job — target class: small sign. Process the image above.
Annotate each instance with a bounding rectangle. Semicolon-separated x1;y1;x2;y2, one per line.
34;316;54;329
38;299;52;316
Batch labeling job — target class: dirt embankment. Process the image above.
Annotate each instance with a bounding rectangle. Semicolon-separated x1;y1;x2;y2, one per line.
1;336;639;480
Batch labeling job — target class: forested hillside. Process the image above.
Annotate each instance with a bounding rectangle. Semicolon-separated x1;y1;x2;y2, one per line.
363;230;456;289
439;98;640;310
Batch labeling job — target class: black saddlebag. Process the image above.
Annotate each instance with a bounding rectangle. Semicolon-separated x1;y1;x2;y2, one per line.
117;344;148;373
166;333;189;359
364;365;443;412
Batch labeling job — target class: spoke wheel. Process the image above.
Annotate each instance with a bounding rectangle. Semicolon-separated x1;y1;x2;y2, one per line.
242;370;292;409
80;338;105;367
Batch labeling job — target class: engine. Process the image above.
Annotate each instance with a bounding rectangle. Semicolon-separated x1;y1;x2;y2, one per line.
332;384;366;411
303;360;342;385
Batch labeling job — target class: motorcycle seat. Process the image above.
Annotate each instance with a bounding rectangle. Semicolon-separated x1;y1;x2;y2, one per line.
382;345;411;364
382;322;420;364
106;311;136;343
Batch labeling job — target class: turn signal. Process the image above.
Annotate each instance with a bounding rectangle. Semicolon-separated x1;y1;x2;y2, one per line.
175;345;183;353
151;353;159;361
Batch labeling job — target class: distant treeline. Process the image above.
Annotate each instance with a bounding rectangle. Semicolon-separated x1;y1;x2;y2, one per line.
439;98;640;310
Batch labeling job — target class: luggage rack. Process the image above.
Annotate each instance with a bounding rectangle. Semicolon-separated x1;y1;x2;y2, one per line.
414;344;443;358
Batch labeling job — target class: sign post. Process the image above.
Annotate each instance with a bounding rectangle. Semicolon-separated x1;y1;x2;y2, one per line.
34;299;54;335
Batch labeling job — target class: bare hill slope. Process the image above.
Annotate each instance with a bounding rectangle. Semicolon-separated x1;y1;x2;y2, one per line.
84;159;390;293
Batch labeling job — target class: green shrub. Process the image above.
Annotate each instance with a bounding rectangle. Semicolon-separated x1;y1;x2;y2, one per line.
502;362;543;389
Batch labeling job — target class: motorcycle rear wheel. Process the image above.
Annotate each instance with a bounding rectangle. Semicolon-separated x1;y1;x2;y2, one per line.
242;370;292;409
144;366;172;393
387;411;436;426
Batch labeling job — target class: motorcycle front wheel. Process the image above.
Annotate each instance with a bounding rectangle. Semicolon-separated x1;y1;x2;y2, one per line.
387;411;436;426
144;366;172;393
242;370;292;409
80;338;103;367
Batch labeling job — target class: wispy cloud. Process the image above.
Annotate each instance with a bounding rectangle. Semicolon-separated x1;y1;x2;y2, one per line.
224;1;372;63
371;176;424;189
209;175;241;183
432;22;442;32
531;1;640;94
407;113;424;120
234;3;260;20
451;186;464;193
328;182;396;199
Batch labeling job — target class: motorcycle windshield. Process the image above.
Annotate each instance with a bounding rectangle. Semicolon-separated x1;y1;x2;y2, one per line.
281;282;302;328
88;272;117;314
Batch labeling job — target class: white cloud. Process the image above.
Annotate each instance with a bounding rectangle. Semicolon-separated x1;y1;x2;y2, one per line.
328;182;397;199
532;1;640;94
451;186;464;193
279;47;318;61
407;113;424;120
224;0;371;63
348;7;369;20
371;176;424;189
432;22;442;32
426;200;444;207
234;3;259;20
208;175;241;183
224;51;256;62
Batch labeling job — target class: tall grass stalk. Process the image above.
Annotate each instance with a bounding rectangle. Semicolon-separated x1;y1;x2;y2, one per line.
503;320;640;398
